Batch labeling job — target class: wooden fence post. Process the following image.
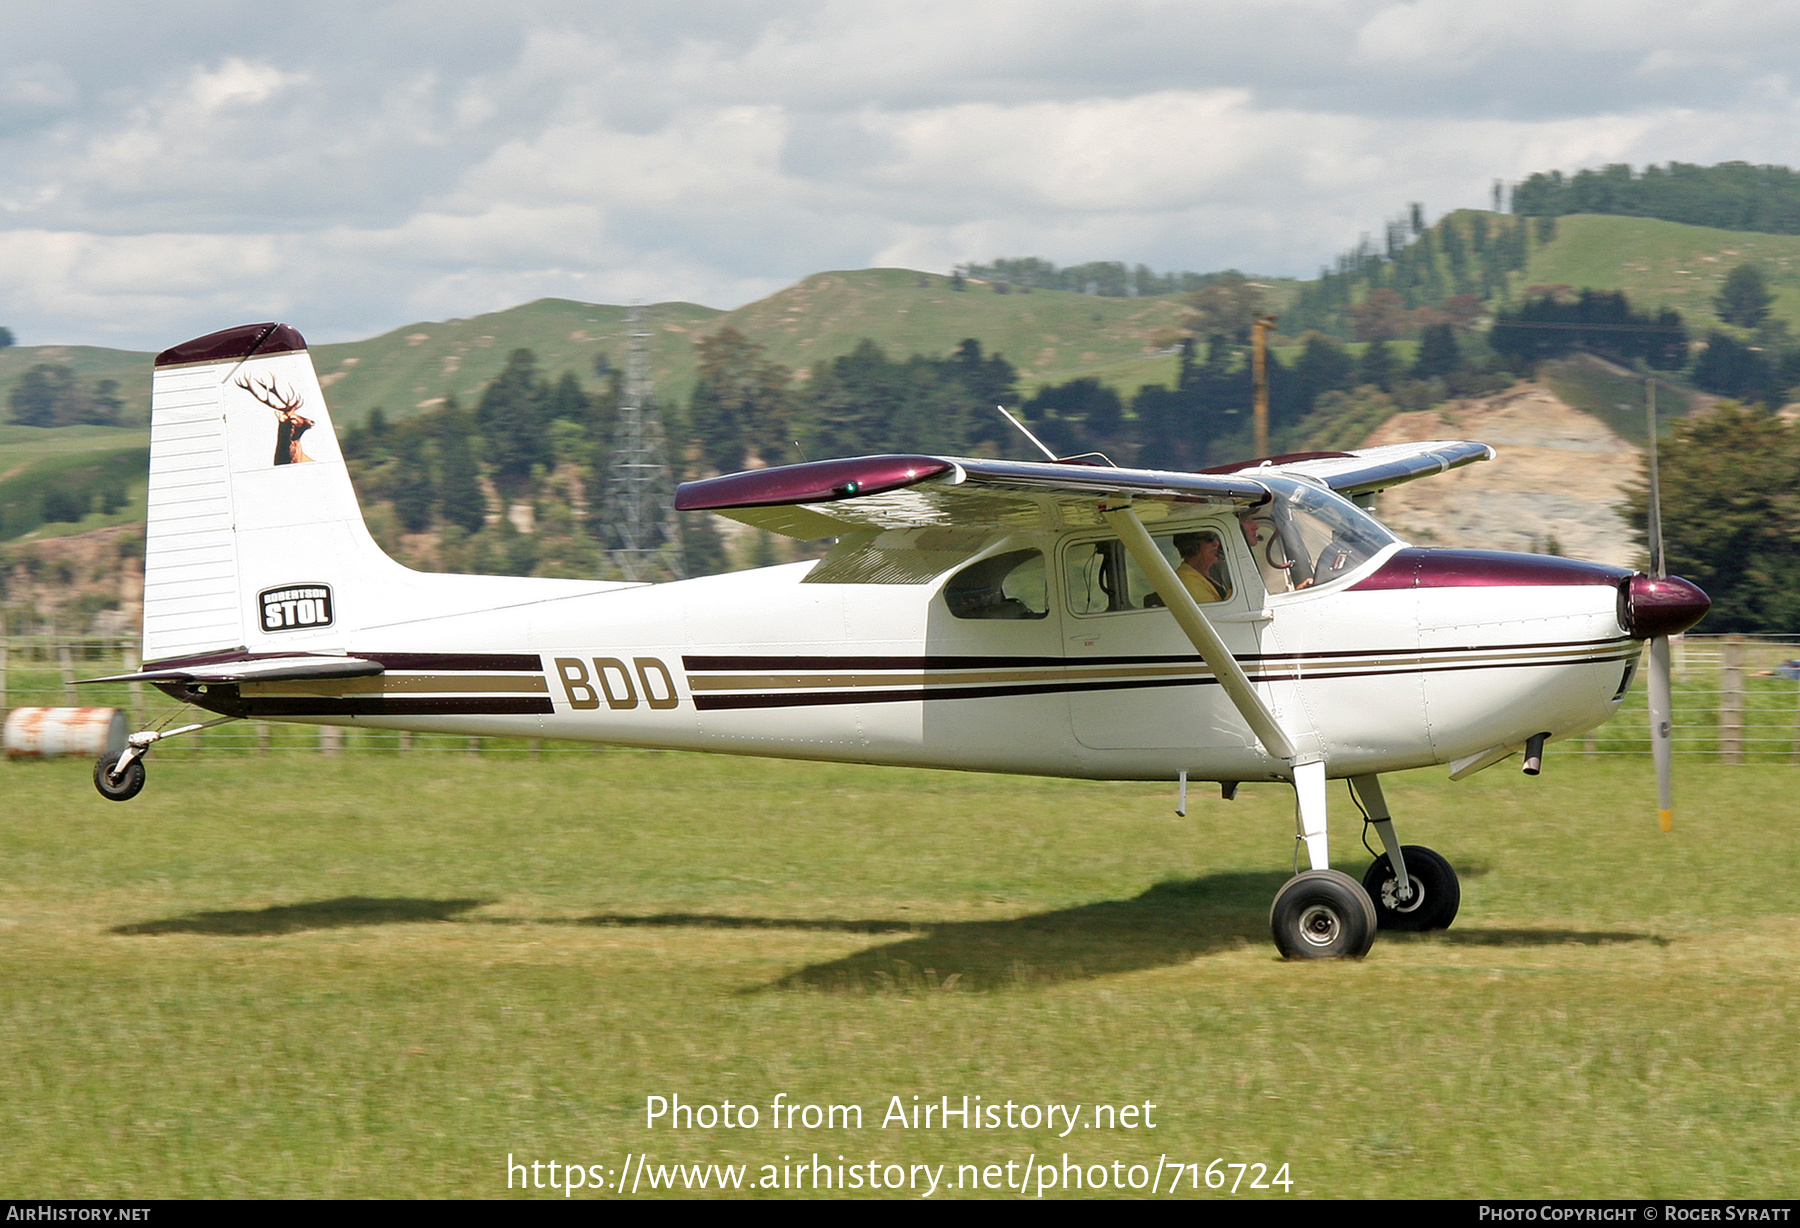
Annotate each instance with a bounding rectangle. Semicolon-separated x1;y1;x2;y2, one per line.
1792;680;1800;766
320;726;343;756
1720;636;1744;764
122;642;141;726
59;645;76;699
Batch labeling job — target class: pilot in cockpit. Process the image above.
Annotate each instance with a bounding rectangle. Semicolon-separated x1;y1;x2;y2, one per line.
1240;510;1311;594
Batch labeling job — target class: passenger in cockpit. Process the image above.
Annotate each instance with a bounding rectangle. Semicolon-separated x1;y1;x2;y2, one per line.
1173;531;1231;604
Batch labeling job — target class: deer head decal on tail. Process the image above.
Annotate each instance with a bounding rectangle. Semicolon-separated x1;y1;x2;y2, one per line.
235;374;314;465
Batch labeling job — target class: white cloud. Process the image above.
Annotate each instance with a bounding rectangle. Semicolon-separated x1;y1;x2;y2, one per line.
4;2;1800;348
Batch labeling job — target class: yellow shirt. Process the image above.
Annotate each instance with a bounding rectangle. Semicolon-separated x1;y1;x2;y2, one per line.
1175;561;1226;605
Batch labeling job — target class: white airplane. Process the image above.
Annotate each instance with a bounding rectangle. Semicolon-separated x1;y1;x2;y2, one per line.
85;322;1711;960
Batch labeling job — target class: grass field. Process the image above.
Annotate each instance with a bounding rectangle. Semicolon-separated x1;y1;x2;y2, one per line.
2;747;1796;1200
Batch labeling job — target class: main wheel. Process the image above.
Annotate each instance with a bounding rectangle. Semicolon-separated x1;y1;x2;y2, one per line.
1361;845;1459;931
1270;869;1377;960
93;755;146;802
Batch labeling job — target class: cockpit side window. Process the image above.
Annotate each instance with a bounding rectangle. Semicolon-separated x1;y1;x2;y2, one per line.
944;549;1049;620
1064;528;1234;615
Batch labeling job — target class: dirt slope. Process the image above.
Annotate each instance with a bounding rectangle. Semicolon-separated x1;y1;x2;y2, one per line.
1364;383;1644;568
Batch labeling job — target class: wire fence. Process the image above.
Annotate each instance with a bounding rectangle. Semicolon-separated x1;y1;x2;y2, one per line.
1;632;1797;763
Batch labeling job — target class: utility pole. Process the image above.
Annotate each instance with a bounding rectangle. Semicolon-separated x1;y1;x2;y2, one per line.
604;305;684;582
1252;313;1278;459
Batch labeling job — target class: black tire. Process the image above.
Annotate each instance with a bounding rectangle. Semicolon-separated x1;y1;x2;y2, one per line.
1270;869;1377;960
93;755;146;802
1361;845;1459;932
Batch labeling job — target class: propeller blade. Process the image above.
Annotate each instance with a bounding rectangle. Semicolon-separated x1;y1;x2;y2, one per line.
1648;634;1674;832
1645;378;1672;831
1646;379;1665;580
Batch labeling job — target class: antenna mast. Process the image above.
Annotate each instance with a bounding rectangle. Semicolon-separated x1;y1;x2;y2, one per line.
604;304;684;582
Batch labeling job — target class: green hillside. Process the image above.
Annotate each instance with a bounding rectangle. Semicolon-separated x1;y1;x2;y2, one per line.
712;268;1191;391
1521;213;1800;332
0;346;153;423
0;424;149;542
0;272;1203;431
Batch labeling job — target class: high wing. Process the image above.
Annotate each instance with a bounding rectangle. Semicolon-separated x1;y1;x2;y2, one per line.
1211;439;1496;498
676;439;1494;541
676;439;1494;588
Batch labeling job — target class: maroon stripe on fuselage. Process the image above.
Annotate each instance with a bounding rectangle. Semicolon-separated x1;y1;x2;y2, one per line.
690;647;1637;710
1350;548;1631;591
353;652;544;672
230;696;553;717
684;637;1630;673
141;648;542;673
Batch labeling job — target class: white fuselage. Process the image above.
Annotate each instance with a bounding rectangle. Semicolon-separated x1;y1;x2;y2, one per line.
220;535;1637;784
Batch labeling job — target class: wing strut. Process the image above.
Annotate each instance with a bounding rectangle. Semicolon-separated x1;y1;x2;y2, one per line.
1101;505;1298;763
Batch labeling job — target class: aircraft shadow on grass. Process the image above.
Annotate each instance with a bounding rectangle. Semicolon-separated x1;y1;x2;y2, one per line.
110;873;1664;991
574;866;1667;993
111;896;488;936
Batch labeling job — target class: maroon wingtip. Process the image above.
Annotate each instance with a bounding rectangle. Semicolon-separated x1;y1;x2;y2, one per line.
675;455;954;511
155;322;308;368
1622;574;1710;639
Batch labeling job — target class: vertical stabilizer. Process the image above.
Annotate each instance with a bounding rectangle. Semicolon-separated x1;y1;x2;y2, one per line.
143;323;394;663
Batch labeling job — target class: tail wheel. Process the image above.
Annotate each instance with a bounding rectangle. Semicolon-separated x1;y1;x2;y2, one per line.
93;756;146;802
1270;869;1377;960
1362;845;1460;931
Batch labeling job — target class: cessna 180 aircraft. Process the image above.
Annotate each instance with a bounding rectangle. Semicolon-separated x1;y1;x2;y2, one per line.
84;322;1711;959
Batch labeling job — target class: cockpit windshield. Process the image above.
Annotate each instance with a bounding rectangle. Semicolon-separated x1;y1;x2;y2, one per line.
1254;476;1398;590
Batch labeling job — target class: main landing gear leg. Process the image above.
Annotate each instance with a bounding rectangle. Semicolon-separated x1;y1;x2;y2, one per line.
1269;759;1377;960
1351;773;1460;932
92;716;239;802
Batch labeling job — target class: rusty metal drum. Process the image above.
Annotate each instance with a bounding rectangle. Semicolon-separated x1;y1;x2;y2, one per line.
3;707;128;759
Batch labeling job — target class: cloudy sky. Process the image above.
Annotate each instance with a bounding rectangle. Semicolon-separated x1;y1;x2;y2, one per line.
4;1;1799;349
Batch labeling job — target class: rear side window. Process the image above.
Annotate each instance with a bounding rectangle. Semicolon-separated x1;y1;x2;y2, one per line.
944;550;1049;620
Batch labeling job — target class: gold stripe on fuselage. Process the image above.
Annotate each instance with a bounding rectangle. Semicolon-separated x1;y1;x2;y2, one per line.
239;674;550;697
684;641;1635;693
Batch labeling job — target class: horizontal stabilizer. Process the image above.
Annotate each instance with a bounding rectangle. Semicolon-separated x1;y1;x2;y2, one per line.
82;655;385;686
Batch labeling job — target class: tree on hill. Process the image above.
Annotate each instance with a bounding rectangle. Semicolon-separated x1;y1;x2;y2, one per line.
688;327;792;474
1715;263;1774;329
6;364;125;427
0;327;13;348
1624;403;1800;632
1356;338;1397;390
1489;290;1686;370
1511;161;1800;235
475;349;554;500
1183;273;1264;344
1411;323;1460;381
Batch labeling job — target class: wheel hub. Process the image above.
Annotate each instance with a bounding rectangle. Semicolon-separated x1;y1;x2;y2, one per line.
1380;876;1425;913
1297;903;1342;947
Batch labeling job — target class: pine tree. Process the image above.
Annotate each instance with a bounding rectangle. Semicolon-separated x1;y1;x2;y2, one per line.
436;402;488;533
1715;263;1774;329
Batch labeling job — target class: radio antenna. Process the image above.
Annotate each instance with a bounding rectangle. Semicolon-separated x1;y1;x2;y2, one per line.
995;405;1059;462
